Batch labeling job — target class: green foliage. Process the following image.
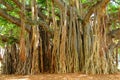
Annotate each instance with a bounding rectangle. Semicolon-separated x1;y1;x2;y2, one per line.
107;1;119;14
37;0;47;8
0;17;20;46
107;1;120;30
0;18;20;36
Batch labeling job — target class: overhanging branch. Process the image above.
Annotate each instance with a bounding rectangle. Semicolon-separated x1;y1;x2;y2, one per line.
0;8;31;32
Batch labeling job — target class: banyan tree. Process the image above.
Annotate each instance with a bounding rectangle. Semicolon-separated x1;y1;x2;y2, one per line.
0;0;120;74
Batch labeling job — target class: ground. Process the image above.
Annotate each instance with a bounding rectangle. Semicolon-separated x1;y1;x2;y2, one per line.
0;73;120;80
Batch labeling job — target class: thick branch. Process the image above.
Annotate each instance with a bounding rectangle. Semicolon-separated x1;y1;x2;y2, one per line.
83;0;110;24
0;9;20;26
0;8;31;32
0;8;51;34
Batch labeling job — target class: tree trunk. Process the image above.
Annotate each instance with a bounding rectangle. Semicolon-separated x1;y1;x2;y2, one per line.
1;0;118;75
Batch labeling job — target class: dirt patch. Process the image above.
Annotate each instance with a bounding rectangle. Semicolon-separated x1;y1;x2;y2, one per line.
0;73;120;80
